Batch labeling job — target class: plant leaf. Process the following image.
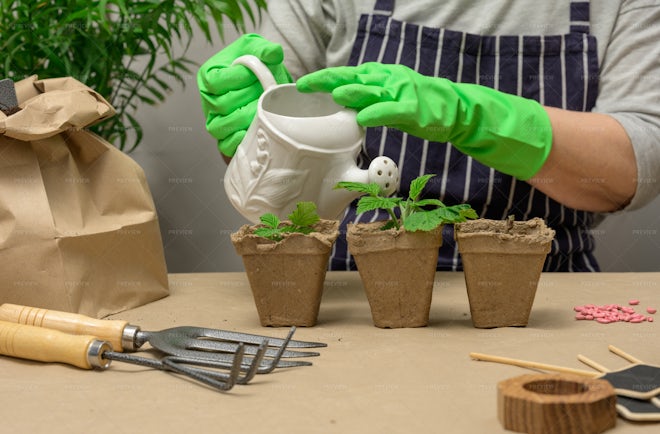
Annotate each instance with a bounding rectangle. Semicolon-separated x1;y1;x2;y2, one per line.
433;205;477;224
0;0;266;151
414;198;446;208
356;196;400;214
253;227;282;241
281;225;313;235
288;201;320;227
259;213;280;229
459;205;479;220
403;210;444;232
409;174;435;201
335;181;381;197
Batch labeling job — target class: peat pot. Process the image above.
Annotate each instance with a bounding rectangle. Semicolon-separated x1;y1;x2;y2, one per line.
455;218;555;328
231;220;339;327
347;222;444;328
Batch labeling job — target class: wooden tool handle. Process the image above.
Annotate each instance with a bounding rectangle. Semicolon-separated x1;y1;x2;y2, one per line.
0;320;110;369
0;304;128;351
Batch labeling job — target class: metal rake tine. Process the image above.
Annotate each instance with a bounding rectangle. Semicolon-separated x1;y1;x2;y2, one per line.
161;344;245;391
186;338;320;358
162;341;267;386
105;349;242;391
256;326;298;374
237;340;267;384
185;327;327;349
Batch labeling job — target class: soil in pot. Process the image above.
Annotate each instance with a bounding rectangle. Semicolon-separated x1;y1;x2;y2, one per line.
455;217;555;328
231;219;339;327
347;222;443;328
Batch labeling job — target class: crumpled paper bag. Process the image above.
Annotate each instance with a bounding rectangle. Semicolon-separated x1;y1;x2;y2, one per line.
0;75;169;318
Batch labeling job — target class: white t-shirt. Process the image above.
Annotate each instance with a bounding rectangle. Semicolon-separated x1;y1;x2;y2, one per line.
259;0;660;211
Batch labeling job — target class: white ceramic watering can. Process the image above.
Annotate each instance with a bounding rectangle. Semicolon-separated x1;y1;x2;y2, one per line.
224;55;400;224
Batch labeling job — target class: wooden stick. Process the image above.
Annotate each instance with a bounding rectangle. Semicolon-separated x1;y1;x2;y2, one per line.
469;352;599;377
608;345;643;364
577;354;610;373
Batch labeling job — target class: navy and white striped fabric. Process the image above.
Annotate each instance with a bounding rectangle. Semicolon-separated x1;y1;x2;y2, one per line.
330;0;600;272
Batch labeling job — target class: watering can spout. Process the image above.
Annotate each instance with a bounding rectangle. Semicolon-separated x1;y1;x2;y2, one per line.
313;155;401;220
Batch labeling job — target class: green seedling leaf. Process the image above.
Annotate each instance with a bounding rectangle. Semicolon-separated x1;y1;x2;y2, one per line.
408;174;435;201
356;196;400;214
433;205;476;224
403;209;444;232
288;201;320;227
282;226;314;235
253;227;283;241
335;174;477;232
334;181;381;197
415;198;446;208
254;202;321;241
259;213;280;229
460;206;479;220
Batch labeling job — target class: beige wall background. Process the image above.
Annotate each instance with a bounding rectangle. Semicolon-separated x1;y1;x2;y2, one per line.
129;21;660;273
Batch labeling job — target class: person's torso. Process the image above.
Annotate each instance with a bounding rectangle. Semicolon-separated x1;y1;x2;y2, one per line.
328;0;601;272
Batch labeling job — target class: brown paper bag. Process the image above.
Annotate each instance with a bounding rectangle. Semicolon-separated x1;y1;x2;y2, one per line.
0;76;169;317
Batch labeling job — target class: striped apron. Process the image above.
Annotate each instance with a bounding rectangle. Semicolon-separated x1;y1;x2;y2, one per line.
330;0;600;272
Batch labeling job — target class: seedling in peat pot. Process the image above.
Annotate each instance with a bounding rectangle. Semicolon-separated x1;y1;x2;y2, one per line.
253;201;321;242
335;174;478;231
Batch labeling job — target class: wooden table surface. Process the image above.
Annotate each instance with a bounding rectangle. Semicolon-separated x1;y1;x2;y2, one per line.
1;271;659;434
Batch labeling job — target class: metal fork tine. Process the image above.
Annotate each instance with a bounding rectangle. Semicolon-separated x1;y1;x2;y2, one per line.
256;326;297;374
161;340;269;385
187;338;320;358
105;349;242;392
161;344;245;391
186;327;327;348
237;340;267;384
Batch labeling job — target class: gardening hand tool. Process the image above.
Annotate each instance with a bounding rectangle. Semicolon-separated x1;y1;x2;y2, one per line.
197;33;293;157
0;304;325;370
297;62;553;180
0;320;268;392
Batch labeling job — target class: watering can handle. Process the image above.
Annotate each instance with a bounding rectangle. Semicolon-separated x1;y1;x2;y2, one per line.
231;54;279;92
0;303;128;352
0;320;112;369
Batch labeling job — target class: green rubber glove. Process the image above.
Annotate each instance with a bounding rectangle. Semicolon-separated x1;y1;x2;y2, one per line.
296;63;552;180
197;34;292;157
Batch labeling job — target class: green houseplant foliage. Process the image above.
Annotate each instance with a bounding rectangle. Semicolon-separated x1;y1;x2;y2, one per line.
0;0;266;151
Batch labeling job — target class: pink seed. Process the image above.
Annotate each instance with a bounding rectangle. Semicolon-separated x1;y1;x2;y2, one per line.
647;307;657;314
575;314;586;320
630;318;644;323
596;318;611;324
648;317;654;322
629;300;640;305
